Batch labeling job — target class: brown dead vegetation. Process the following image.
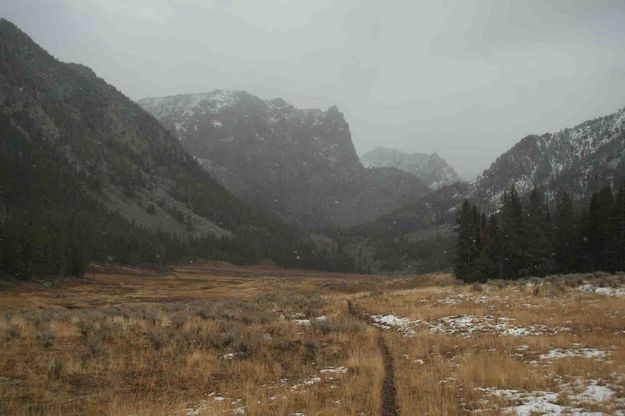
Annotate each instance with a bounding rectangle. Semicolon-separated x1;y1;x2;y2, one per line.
0;264;623;415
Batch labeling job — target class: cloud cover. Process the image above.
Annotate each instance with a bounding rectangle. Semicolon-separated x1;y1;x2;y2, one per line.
3;0;625;178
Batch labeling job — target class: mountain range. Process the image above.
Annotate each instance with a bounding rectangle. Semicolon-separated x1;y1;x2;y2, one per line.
1;17;624;277
358;106;625;240
139;91;431;227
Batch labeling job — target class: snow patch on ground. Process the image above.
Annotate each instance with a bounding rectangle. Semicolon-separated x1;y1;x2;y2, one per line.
428;315;571;337
294;315;329;326
478;379;622;415
435;293;507;305
319;366;348;374
186;392;246;416
477;387;602;416
370;314;421;335
540;347;607;360
370;313;570;337
571;381;615;404
579;284;625;297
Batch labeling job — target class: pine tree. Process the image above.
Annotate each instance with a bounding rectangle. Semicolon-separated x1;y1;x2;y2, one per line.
581;186;615;271
474;214;500;280
454;200;481;280
612;182;625;271
526;187;556;276
498;186;526;278
553;192;578;273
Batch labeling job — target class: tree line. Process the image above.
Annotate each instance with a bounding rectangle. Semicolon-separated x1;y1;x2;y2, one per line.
454;182;625;282
0;109;356;280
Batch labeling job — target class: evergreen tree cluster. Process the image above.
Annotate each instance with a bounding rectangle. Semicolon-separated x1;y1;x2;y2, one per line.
454;183;625;282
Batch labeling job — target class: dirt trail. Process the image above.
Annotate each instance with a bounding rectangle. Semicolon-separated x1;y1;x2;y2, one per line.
347;301;399;416
378;335;399;416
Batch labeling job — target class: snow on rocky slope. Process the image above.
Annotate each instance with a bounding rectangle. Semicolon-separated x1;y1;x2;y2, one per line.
139;91;430;228
361;147;460;189
474;106;625;205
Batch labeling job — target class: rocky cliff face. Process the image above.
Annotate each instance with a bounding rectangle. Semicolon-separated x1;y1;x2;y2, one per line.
140;91;430;227
474;107;625;205
360;147;460;189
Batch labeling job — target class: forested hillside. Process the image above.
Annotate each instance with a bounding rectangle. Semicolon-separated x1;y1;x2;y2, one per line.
0;19;354;278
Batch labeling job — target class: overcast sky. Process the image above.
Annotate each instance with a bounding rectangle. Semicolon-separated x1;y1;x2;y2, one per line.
3;0;625;179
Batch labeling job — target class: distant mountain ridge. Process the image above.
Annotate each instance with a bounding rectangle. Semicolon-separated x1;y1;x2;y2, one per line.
360;147;460;189
474;107;625;205
139;91;431;228
355;105;625;239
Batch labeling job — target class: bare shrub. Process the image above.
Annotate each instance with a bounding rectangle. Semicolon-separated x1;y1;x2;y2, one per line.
302;340;318;363
87;333;105;355
170;315;186;329
4;326;21;340
213;329;237;350
491;279;509;289
78;321;95;339
471;283;484;292
311;319;333;335
147;329;167;350
548;281;567;297
36;330;56;348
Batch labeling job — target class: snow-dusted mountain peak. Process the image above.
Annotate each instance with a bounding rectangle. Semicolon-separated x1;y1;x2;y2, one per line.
360;147;460;189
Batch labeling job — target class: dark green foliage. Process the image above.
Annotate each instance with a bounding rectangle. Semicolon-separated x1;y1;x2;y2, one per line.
454;182;625;281
498;187;527;278
371;233;454;274
553;192;577;273
525;188;556;276
453;201;481;281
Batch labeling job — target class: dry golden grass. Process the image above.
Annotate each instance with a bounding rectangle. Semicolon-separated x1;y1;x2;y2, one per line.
353;275;625;415
0;263;398;415
0;264;623;415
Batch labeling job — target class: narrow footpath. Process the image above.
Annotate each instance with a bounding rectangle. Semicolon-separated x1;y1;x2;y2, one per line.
347;301;399;416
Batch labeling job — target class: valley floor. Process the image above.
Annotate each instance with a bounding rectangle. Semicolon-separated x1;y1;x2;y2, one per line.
0;263;624;415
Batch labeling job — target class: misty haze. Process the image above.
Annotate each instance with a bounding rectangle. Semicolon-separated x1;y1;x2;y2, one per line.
1;1;625;415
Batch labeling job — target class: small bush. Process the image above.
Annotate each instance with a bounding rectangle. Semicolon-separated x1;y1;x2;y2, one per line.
312;319;333;335
4;326;21;340
147;329;167;350
87;334;105;355
78;321;95;339
171;315;186;329
36;330;56;348
471;283;483;292
302;340;319;363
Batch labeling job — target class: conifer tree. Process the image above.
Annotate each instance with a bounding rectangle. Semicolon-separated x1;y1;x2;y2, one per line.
498;186;525;278
526;187;556;276
612;182;625;271
553;192;577;273
454;200;480;280
474;214;500;279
